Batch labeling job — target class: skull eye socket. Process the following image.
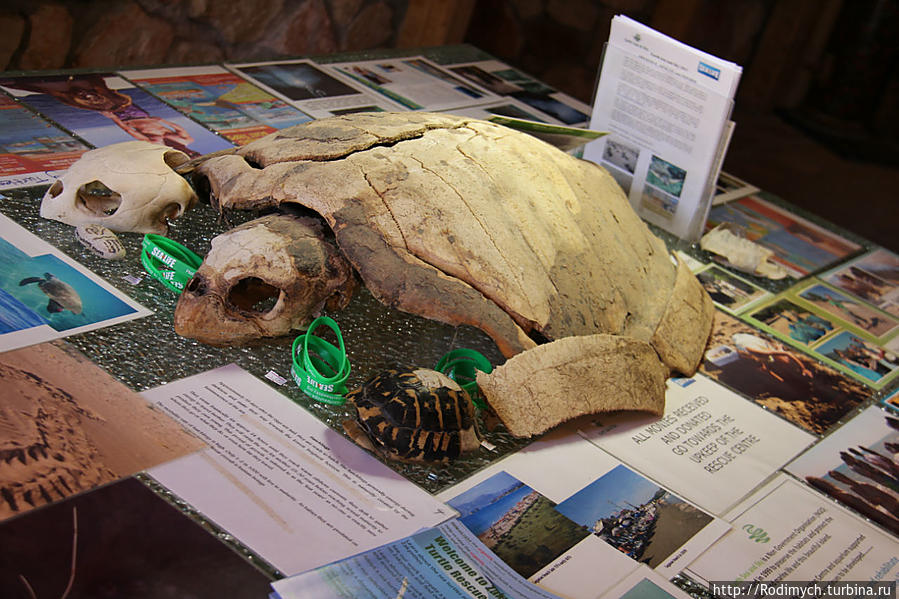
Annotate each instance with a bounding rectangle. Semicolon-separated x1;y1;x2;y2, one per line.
77;180;122;217
228;277;281;314
163;150;189;170
47;180;64;197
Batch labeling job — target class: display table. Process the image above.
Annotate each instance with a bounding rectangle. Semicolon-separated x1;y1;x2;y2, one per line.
0;46;896;599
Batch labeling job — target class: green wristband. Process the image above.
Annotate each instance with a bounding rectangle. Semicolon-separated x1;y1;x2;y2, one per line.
141;234;203;293
435;348;492;410
291;316;351;405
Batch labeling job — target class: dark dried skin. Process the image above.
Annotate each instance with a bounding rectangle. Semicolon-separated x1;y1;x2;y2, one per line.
192;112;710;370
174;213;356;346
342;368;480;463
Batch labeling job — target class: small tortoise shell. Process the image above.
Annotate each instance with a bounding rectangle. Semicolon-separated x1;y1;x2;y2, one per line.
344;367;480;463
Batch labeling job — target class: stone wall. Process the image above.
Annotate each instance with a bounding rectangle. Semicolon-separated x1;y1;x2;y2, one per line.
0;0;408;72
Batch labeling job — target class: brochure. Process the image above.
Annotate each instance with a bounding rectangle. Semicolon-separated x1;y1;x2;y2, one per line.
436;431;730;596
0;73;233;157
0;213;151;352
143;364;454;576
0;94;89;190
705;194;863;279
785;405;899;535
121;65;312;145
583;15;742;241
599;566;694;599
326;56;499;112
0;477;274;598
0;342;203;522
445;97;566;124
272;519;565;599
227;59;403;118
446;59;592;126
580;374;815;516
700;311;871;435
685;474;899;584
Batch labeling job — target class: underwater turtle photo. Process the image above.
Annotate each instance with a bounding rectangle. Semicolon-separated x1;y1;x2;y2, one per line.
19;273;82;315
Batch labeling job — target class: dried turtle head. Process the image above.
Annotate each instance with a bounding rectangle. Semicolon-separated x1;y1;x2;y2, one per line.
173;213;356;346
342;367;481;463
40;141;197;234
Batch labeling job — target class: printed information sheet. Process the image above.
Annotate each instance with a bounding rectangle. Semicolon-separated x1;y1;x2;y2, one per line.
686;474;899;584
584;15;742;240
144;364;453;576
580;375;815;515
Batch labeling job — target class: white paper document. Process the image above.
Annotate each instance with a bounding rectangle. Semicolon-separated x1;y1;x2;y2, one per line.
580;375;816;515
686;474;899;583
326;56;499;112
436;430;730;597
584;15;742;240
144;364;453;576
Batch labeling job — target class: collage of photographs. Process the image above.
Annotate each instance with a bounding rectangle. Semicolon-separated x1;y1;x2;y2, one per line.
0;43;897;599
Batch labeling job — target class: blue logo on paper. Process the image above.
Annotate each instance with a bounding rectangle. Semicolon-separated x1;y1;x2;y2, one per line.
698;61;721;80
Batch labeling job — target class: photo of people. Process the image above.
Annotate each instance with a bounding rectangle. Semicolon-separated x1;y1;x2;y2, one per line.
695;265;769;313
824;252;899;317
749;299;836;346
555;465;713;569
798;282;898;338
0;73;232;156
787;406;899;535
817;330;899;384
700;311;870;435
447;471;589;579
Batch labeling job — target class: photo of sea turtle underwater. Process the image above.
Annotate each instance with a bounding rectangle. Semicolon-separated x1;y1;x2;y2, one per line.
0;235;139;335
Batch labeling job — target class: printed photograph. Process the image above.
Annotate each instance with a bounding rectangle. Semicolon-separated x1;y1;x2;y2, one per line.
883;388;899;413
236;62;363;101
748;298;837;347
706;195;862;278
0;477;272;598
0;73;232;157
0;342;202;521
700;311;870;435
449;64;522;95
447;471;589;579
555;465;713;568
798;282;898;338
605;165;634;196
403;58;487;99
646;155;686;197
786;406;899;535
641;185;678;218
603;138;639;174
816;330;899;385
510;90;589;125
695;265;769;313
824;256;899;317
620;577;685;599
0;237;137;333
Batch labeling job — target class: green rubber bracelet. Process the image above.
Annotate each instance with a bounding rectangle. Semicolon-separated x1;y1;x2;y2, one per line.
291;316;350;405
141;234;202;293
435;348;492;409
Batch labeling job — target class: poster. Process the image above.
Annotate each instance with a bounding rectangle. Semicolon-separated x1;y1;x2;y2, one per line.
0;73;233;157
0;94;89;190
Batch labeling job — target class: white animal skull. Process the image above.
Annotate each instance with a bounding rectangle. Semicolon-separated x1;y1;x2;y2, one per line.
40;141;198;234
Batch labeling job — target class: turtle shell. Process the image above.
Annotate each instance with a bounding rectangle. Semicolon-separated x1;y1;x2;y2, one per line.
345;367;480;463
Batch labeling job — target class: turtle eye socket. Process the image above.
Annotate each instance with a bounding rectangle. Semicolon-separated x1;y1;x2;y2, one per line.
77;180;122;217
228;277;281;314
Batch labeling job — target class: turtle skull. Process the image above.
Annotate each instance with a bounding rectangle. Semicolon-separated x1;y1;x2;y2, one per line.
40;141;197;234
173;213;357;346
